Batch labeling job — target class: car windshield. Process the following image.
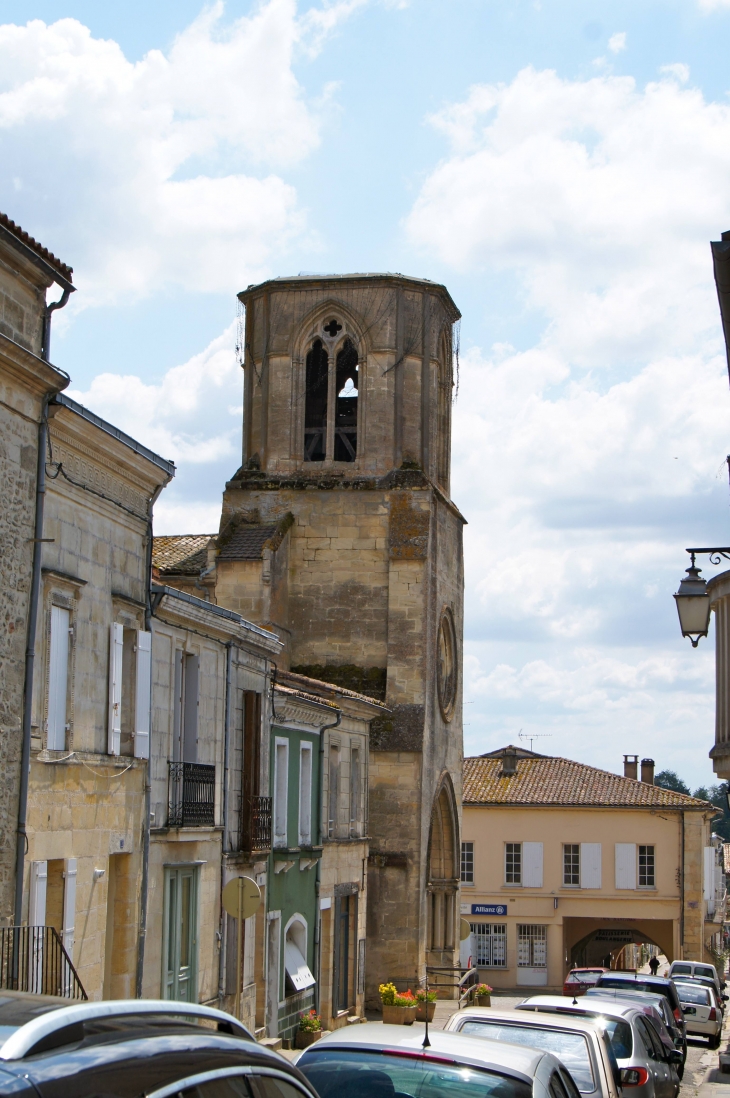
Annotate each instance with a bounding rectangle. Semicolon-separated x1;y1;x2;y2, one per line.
298;1049;533;1098
457;1022;595;1094
675;986;710;1006
569;973;602;983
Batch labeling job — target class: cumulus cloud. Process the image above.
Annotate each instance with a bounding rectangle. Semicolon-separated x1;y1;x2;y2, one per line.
0;1;355;306
408;66;730;783
608;32;627;53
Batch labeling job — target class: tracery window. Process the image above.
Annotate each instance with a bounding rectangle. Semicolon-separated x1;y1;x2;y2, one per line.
303;320;359;463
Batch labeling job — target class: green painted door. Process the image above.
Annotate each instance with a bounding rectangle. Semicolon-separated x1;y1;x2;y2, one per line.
164;866;198;1001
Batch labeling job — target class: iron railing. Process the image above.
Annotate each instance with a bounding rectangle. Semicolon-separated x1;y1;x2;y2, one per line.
241;795;272;852
0;926;86;999
168;761;215;827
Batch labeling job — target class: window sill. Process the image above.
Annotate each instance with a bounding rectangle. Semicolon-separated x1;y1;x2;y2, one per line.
461;881;475;887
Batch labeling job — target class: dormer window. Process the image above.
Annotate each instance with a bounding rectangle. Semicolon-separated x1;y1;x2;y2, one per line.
303;326;359;463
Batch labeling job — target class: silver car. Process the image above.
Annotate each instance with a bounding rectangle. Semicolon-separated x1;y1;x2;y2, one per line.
517;995;681;1098
583;987;685;1067
296;1023;581;1098
443;1007;621;1098
673;981;723;1048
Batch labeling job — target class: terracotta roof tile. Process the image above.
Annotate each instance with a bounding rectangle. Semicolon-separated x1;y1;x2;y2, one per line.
0;211;73;281
152;535;214;575
463;752;713;809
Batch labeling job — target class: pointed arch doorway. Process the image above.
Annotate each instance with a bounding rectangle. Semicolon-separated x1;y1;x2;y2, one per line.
426;779;460;975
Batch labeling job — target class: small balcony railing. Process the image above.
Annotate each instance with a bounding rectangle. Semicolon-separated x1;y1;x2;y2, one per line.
0;926;86;999
241;795;272;852
168;762;215;828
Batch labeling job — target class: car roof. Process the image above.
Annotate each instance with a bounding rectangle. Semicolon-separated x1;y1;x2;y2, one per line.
517;996;636;1021
585;989;666;1006
598;973;672;989
453;1007;605;1036
299;1023;545;1081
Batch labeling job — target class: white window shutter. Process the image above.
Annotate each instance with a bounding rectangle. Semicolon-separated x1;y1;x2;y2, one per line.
615;843;636;889
108;623;123;755
134;630;152;759
29;861;47;926
580;843;602;889
704;847;715;901
62;859;77;955
48;605;70;750
523;842;543;887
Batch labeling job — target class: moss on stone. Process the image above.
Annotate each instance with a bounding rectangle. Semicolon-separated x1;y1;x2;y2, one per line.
291;663;387;701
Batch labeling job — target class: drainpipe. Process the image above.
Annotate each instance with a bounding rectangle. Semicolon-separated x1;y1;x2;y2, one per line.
314;708;341;1015
135;476;172;997
680;811;685;959
15;285;73;927
218;640;234;1004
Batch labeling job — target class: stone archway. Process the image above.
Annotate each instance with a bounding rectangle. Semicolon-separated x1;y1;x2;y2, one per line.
426;777;460;974
564;918;675;969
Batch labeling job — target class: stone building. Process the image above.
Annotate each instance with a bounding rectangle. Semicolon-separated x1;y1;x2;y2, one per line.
209;274;465;1002
0;214;73;924
461;746;720;989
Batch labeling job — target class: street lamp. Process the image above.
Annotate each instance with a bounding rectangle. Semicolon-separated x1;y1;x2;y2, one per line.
674;552;711;647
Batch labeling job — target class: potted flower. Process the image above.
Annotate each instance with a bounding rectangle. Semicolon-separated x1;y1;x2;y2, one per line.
295;1009;323;1048
379;983;418;1025
473;983;492;1007
415;989;438;1022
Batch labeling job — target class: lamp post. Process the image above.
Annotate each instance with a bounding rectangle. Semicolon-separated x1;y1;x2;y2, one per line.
674;548;730;647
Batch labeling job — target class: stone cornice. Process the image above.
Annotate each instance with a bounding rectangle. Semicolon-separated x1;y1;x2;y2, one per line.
0;333;69;404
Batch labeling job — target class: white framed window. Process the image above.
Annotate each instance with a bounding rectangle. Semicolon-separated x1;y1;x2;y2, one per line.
461;842;474;884
517;924;547;968
505;842;521;884
273;738;289;848
638;845;655;888
349;746;361;837
299;742;313;846
471;922;506;966
48;605;71;750
563;844;580;886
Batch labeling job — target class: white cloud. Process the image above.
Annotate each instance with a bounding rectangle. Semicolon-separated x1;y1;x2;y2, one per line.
608;32;626;53
696;0;730;9
0;1;358;306
659;62;690;83
408;66;730;785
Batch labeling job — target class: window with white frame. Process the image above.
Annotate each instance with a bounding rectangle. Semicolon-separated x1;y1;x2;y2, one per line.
505;842;521;884
461;842;474;884
638;845;655;888
274;739;289;847
470;922;506;967
328;743;340;839
47;604;71;750
563;844;580;886
517;924;547;967
349;746;361;837
299;742;313;846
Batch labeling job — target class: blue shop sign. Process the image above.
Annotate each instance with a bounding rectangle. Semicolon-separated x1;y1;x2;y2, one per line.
471;904;507;916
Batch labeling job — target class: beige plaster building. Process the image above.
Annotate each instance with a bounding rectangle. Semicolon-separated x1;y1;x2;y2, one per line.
461;746;719;992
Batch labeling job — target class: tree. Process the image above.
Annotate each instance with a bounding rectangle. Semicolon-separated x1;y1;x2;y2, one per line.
655;770;690;795
693;782;730;842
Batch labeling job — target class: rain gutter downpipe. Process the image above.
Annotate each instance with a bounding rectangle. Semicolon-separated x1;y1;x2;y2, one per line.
218;640;234;1005
15;284;73;927
314;705;341;1014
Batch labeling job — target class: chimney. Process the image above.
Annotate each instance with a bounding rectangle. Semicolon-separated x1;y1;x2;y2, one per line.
641;758;655;785
501;747;518;777
623;755;639;780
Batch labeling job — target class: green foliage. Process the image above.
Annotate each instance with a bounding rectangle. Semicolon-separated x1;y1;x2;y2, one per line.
654;770;690;795
654;772;729;839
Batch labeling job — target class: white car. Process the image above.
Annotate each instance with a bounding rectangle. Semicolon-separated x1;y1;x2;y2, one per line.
296;1023;582;1098
673;981;723;1048
667;960;725;1001
443;1007;621;1098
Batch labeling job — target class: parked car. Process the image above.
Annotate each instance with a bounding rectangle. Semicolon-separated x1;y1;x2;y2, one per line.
667;961;726;999
667;974;728;1014
564;970;610;997
296;1023;582;1098
594;974;686;1050
0;994;317;1098
442;1006;621;1098
672;982;723;1049
584;988;686;1071
516;996;681;1098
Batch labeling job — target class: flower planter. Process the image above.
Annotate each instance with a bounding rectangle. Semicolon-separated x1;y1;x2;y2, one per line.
295;1030;323;1048
382;1004;418;1025
416;1002;436;1022
475;994;491;1007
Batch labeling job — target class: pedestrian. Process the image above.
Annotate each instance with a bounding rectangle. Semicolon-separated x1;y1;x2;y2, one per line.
648;955;659;976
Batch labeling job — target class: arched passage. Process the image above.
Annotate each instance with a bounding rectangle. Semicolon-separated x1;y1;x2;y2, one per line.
565;919;675;969
426;778;459;968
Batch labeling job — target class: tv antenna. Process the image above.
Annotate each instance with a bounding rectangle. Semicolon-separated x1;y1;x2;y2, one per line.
518;732;552;753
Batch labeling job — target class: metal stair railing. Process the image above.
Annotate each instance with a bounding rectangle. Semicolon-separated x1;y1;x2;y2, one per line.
0;926;87;999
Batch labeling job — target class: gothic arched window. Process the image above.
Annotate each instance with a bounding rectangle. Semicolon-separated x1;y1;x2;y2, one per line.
304;338;328;462
334;338;358;462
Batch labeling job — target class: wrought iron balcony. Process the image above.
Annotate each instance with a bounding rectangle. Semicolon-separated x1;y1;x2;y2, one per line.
0;926;86;999
241;795;272;852
168;761;215;828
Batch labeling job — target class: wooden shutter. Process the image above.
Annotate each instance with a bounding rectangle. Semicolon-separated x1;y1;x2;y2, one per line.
704;847;715;901
29;861;47;926
108;623;123;755
615;843;636;889
48;606;70;750
580;843;602;889
62;859;77;957
523;842;543;887
134;630;152;759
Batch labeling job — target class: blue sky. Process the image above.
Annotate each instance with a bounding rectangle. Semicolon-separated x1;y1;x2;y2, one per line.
3;0;730;786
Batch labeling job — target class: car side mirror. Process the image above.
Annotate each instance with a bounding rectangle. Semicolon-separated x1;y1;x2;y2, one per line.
667;1050;683;1065
723;995;729;1002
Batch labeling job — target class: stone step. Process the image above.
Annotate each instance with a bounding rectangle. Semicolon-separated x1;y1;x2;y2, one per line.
258;1037;283;1051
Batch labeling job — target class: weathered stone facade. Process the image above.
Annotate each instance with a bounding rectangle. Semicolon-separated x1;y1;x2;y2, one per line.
213;275;464;1004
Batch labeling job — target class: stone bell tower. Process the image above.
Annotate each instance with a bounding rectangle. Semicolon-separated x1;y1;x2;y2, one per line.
216;274;464;1002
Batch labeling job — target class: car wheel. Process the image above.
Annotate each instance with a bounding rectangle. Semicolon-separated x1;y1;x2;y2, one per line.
710;1035;721;1051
